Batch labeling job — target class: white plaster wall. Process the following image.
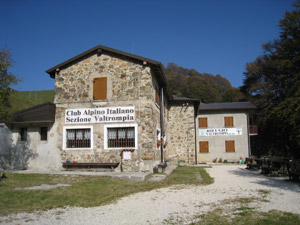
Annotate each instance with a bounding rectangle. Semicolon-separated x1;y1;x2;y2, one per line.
196;112;250;162
10;124;61;170
0;124;12;169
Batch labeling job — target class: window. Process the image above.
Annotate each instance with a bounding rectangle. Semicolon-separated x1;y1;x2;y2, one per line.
225;140;235;152
199;118;208;128
107;127;135;148
224;116;234;127
40;127;48;141
155;87;160;106
93;77;107;100
63;126;93;150
20;128;27;141
199;141;209;153
104;124;137;149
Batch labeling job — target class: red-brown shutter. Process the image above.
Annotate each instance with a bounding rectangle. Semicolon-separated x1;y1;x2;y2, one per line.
199;118;208;128
155;88;160;105
93;77;107;100
225;140;235;152
200;141;209;153
224;117;234;127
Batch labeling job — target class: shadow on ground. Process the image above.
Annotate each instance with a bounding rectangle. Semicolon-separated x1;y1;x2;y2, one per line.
228;166;300;193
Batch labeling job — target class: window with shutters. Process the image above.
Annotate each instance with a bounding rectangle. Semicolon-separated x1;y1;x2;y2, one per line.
225;140;235;152
224;116;234;127
198;118;208;128
63;126;93;150
155;86;160;106
199;141;209;153
93;77;107;100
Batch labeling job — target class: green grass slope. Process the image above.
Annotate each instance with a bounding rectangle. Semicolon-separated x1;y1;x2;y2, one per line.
9;90;54;113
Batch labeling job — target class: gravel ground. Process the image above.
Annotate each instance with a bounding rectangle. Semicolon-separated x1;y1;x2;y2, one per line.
1;165;300;225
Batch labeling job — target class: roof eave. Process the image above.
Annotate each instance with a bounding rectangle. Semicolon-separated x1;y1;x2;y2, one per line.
46;45;161;78
45;45;174;101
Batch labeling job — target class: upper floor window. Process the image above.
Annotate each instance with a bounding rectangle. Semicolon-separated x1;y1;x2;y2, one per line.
155;86;160;106
93;77;107;100
199;118;208;128
224;116;234;127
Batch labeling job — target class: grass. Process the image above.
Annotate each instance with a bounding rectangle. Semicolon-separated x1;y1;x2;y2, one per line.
187;192;300;225
191;209;300;225
0;166;213;216
8;90;54;113
164;188;300;225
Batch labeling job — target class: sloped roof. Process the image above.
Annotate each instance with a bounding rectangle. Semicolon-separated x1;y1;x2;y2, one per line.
45;44;173;100
198;102;256;112
10;102;55;123
172;95;200;102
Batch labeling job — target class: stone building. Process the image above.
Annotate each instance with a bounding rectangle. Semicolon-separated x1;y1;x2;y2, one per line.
1;45;255;171
43;45;198;172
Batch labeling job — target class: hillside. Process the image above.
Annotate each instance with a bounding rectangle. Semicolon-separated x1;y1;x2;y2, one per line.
8;64;244;112
9;90;54;113
165;63;244;103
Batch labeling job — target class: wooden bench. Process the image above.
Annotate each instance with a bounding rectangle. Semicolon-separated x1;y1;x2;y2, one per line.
62;162;120;171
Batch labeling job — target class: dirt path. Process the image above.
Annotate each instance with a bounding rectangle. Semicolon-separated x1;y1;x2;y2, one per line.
1;165;300;225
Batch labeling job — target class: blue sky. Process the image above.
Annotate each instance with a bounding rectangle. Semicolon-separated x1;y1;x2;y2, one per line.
1;0;295;91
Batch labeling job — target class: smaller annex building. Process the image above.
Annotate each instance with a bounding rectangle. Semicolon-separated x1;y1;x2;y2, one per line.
0;45;256;172
196;102;256;163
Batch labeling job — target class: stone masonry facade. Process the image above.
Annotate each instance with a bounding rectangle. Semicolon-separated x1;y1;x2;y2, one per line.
168;104;196;164
53;52;167;171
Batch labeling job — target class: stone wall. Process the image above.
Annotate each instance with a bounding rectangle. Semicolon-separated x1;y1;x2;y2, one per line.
168;104;196;164
55;54;154;104
53;52;165;171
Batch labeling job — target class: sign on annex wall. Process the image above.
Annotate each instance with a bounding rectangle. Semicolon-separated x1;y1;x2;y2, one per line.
199;128;242;137
65;106;135;124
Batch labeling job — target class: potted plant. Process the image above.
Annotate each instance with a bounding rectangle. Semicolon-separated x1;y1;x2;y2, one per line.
178;156;185;166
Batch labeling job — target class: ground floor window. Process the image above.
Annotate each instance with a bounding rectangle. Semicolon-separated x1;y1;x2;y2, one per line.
63;126;93;150
104;124;137;149
107;127;135;148
40;127;48;141
199;141;209;153
225;140;235;152
20;127;27;141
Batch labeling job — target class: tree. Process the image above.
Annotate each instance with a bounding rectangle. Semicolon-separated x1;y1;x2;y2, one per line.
241;1;300;158
165;63;238;103
0;48;20;122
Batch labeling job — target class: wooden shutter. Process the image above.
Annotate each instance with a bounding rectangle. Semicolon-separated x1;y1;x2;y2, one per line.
93;77;107;100
200;141;209;153
155;87;160;105
225;140;235;152
199;118;208;128
224;117;234;127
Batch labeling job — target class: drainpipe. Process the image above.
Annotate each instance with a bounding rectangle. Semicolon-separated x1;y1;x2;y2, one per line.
247;111;251;157
138;72;142;171
194;102;200;164
194;115;198;165
160;88;165;163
